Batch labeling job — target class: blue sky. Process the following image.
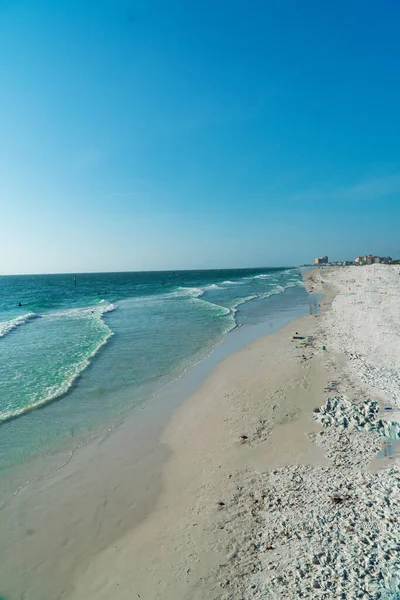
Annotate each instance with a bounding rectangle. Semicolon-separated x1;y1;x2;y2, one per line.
1;0;400;273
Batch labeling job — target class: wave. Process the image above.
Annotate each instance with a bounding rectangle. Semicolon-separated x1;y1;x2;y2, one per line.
191;278;305;323
285;280;304;289
190;296;231;317
44;302;115;321
176;286;203;298
148;286;204;301
230;294;259;311
0;331;113;424
221;280;246;285
0;303;116;425
0;313;39;338
202;283;222;291
258;280;305;299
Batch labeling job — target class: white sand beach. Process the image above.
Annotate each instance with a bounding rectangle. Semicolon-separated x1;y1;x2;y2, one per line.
68;265;400;600
1;265;400;599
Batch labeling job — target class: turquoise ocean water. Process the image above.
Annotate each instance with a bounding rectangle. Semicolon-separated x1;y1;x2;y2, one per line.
0;267;306;475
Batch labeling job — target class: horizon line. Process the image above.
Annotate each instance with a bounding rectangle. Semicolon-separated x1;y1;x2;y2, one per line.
0;265;296;277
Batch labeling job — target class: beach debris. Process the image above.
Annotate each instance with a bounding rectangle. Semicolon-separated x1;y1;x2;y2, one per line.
324;382;336;390
265;545;274;551
292;336;305;340
239;435;249;443
217;501;226;507
331;494;351;505
313;397;400;440
322;345;326;350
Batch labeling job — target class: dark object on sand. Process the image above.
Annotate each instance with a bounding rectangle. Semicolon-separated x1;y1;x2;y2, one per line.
331;496;344;505
239;435;248;441
265;545;274;551
293;336;305;340
217;501;225;507
331;495;351;505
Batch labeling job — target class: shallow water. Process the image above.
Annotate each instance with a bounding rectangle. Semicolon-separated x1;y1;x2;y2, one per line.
0;267;307;474
377;438;400;459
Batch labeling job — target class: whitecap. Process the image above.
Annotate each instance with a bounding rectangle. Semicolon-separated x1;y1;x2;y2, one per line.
0;313;39;338
202;284;222;291
0;304;115;424
0;324;113;424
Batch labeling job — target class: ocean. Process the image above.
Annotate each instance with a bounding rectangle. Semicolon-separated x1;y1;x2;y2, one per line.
0;267;308;476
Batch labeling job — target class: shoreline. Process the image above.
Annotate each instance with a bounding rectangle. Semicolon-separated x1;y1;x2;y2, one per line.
69;266;400;599
0;280;315;484
2;265;399;599
0;278;319;600
67;270;333;599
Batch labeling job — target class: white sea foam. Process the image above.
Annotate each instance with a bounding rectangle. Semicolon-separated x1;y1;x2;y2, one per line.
0;325;113;424
177;286;203;297
44;302;115;321
202;284;222;291
285;280;303;289
0;313;39;338
230;294;259;311
190;296;232;317
0;303;116;424
221;280;246;285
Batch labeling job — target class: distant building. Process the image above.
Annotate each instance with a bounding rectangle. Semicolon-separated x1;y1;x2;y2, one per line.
314;256;328;265
355;255;392;265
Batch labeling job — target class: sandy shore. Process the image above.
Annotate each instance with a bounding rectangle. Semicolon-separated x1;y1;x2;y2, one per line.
2;266;399;599
66;273;333;599
68;266;400;600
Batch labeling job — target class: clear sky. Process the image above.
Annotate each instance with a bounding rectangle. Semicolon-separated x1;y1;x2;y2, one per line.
1;0;400;274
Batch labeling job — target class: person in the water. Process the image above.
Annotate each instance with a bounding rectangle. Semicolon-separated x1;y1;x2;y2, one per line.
18;302;22;307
